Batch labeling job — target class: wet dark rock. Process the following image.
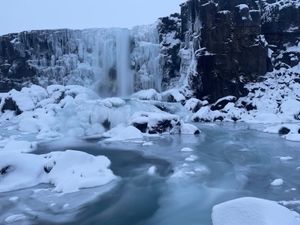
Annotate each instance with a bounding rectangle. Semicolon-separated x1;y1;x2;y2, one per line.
279;127;291;135
43;165;53;174
131;112;181;134
241;101;257;111
102;119;111;131
0;165;12;175
1;97;22;115
132;122;148;133
133;119;181;134
211;96;237;111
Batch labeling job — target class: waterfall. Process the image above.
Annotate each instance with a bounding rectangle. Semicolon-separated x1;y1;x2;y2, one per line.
91;28;134;97
116;29;134;97
27;26;162;97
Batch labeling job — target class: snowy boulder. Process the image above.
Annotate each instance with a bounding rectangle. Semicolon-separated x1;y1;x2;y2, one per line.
0;150;116;193
1;96;22;115
101;97;126;108
102;125;143;141
212;197;300;225
1;89;35;114
180;123;201;135
131;89;161;101
192;106;224;122
130;111;181;134
211;96;237;111
264;124;300;141
20;85;48;104
184;98;208;113
161;89;186;103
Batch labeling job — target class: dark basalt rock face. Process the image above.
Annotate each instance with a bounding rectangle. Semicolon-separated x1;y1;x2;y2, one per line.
260;0;300;69
158;0;299;102
158;13;182;90
178;0;271;102
0;29;80;92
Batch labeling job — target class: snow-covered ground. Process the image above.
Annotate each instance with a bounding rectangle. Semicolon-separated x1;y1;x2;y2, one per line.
0;49;300;225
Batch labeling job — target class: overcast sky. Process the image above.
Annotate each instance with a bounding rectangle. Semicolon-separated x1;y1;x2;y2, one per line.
0;0;185;35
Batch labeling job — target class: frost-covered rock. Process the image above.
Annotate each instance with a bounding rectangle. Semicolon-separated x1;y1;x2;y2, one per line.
102;125;143;141
131;89;161;101
161;89;186;103
130;111;181;134
210;96;237;111
184;98;208;113
191;67;300;125
0;150;116;193
180;123;201;135
212;197;300;225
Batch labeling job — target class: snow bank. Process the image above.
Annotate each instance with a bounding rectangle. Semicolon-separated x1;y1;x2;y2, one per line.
212;197;300;225
2;140;36;153
0;150;116;193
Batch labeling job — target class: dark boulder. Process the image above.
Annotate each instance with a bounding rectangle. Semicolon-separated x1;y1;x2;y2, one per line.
1;97;22;115
279;127;291;135
211;96;237;111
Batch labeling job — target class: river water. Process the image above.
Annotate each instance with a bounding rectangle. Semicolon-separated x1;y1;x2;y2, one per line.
1;123;300;225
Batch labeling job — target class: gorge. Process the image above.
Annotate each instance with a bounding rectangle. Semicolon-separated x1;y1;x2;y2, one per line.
0;0;300;225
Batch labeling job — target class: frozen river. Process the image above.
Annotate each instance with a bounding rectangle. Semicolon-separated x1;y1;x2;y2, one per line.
1;123;300;225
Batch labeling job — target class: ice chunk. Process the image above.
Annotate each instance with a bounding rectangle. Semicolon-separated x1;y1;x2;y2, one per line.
285;133;300;142
271;178;284;186
5;214;27;223
185;155;198;162
280;156;293;161
147;166;157;175
181;147;194;152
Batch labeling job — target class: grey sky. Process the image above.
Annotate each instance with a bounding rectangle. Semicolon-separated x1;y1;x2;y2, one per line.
0;0;185;35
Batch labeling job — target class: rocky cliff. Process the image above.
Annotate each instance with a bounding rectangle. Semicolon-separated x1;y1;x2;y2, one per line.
0;0;299;101
159;0;300;102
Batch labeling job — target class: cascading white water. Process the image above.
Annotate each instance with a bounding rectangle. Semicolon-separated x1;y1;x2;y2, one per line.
85;28;134;97
116;29;134;97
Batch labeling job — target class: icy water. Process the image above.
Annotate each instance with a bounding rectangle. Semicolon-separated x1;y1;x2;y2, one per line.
1;123;300;225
